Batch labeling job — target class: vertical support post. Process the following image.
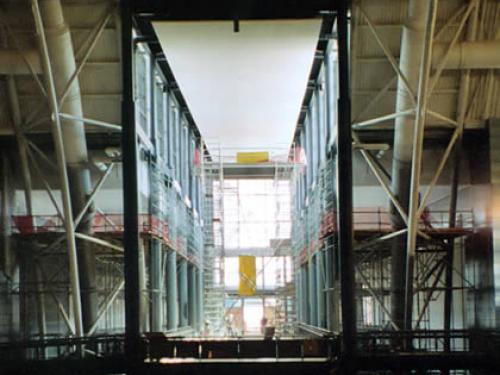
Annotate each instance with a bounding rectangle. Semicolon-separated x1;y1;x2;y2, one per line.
444;1;478;358
34;261;47;359
295;266;302;323
336;0;357;368
390;0;428;332
325;237;335;332
5;76;33;217
188;264;197;328
31;0;83;338
301;265;309;324
316;251;325;327
308;256;317;326
197;267;204;330
167;250;179;330
444;203;457;356
121;0;141;361
194;267;201;331
19;255;29;344
150;239;163;331
325;242;333;331
36;0;98;333
138;240;149;332
1;152;13;276
4;70;32;344
178;258;189;327
404;0;438;332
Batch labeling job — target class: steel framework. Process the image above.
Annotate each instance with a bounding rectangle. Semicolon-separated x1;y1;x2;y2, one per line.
350;0;483;340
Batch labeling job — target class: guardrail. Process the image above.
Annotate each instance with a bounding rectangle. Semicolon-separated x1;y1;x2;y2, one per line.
0;334;125;361
11;214;166;237
356;329;500;353
2;330;498;361
10;214;202;264
320;208;475;237
0;334;336;362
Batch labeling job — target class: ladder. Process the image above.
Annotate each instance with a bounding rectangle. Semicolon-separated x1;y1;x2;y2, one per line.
272;162;296;337
202;146;226;336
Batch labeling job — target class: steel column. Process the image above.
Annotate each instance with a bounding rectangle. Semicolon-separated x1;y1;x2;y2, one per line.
389;0;428;332
444;1;479;357
324;240;333;331
150;239;163;331
336;0;357;367
178;258;189;327
301;266;309;324
295;267;302;323
0;153;13;276
37;0;98;333
34;261;47;356
5;75;32;217
31;0;84;338
308;256;318;326
121;0;141;360
167;250;179;330
197;268;204;330
194;267;200;331
188;264;197;328
138;240;149;332
316;250;326;328
404;0;438;331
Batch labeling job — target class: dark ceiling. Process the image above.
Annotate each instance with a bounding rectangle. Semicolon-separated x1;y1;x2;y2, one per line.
133;0;335;20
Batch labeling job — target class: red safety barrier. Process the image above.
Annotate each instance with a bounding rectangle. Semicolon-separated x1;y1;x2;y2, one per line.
318;208;475;238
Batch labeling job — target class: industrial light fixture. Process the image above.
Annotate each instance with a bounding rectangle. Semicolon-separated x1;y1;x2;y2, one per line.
233;14;240;32
233;0;240;32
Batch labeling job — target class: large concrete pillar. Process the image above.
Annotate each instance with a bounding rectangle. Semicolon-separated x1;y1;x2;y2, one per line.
167;250;178;330
150;239;163;331
390;0;429;331
178;259;189;327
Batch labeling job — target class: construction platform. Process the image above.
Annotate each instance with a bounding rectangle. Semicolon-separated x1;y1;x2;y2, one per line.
10;213;201;266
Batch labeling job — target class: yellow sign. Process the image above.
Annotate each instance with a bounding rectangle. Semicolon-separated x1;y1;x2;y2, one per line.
238;256;256;296
236;151;269;164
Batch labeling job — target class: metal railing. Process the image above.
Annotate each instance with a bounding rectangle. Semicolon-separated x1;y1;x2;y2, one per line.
356;329;500;353
0;334;336;362
11;213;202;265
319;208;475;235
2;330;498;363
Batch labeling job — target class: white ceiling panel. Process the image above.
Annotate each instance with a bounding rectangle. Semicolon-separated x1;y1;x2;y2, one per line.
153;19;322;159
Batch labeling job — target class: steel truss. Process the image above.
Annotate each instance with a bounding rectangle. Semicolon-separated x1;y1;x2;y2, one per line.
0;0;122;341
350;0;481;344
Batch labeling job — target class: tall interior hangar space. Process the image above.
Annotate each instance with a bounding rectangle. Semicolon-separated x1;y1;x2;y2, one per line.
0;0;499;374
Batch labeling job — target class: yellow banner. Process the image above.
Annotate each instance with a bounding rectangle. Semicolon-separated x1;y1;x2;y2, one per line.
238;255;256;296
236;151;269;164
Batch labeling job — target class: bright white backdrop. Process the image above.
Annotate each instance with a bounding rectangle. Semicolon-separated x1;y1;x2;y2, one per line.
153;19;321;158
